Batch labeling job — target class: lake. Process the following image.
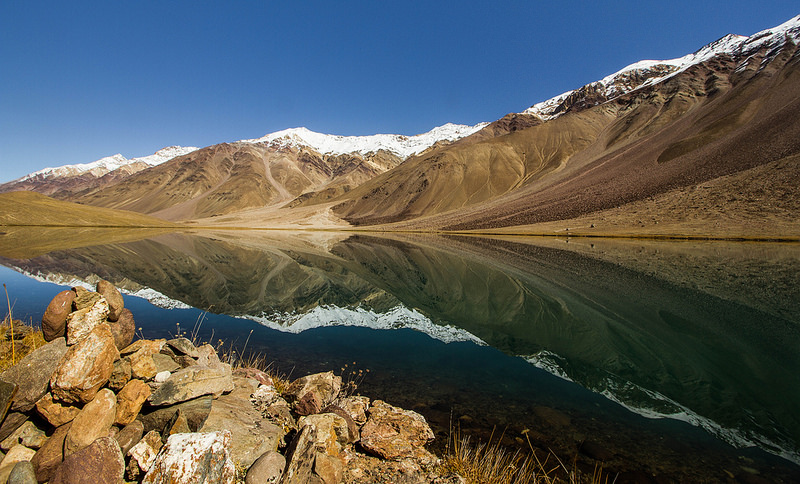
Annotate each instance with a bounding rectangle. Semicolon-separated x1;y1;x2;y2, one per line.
1;228;799;482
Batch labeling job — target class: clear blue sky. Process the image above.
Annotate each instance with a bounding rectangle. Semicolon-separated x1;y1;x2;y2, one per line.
1;1;797;181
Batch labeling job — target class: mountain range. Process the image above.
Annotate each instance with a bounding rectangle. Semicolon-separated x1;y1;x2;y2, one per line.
2;15;799;238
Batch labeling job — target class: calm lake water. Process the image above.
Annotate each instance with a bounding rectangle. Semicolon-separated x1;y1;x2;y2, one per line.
1;228;799;482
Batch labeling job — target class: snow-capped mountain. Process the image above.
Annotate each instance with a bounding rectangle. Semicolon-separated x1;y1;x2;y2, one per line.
525;14;800;120
239;122;489;158
17;146;199;183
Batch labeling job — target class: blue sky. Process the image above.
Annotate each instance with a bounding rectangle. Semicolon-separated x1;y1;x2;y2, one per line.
1;1;797;181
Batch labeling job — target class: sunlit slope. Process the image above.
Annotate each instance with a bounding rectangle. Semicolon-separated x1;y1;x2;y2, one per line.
333;42;800;232
0;191;177;227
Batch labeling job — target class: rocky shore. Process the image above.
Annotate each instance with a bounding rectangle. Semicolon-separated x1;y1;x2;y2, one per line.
0;282;456;483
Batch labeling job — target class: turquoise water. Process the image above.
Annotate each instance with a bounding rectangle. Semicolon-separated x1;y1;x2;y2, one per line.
1;230;799;482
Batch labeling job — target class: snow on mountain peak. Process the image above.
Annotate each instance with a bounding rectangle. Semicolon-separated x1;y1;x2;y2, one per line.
239;122;489;158
524;15;800;120
17;146;198;183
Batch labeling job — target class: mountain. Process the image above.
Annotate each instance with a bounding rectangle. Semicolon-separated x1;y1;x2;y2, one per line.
331;15;800;237
63;123;486;221
0;146;199;197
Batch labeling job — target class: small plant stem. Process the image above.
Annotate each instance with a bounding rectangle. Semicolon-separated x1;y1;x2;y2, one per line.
3;284;14;364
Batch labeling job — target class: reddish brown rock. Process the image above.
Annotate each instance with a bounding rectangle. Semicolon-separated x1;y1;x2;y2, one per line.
50;436;124;484
51;325;119;404
65;388;117;456
96;280;124;322
109;308;135;350
41;290;75;342
115;379;151;426
233;367;273;386
30;422;69;482
114;420;144;456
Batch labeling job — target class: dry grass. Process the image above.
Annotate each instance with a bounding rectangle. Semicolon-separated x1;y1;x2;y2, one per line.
440;429;614;484
1;284;47;372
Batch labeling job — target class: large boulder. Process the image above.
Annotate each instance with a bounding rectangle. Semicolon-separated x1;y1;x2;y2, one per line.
359;400;435;461
64;388;117;456
283;371;342;416
115;379;151;426
65;297;109;345
142;431;235;484
96;280;124;322
41;290;75;342
199;381;283;468
1;338;67;412
49;437;125;484
148;364;233;406
50;325;119;404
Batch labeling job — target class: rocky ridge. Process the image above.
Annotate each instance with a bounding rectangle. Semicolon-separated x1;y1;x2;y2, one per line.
0;282;450;483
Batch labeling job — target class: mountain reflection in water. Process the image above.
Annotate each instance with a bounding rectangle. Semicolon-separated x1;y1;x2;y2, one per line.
1;228;799;477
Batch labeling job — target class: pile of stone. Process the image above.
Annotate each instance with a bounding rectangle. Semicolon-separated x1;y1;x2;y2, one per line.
0;281;443;484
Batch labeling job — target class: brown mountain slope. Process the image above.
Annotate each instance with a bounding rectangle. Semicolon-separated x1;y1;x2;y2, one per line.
73;143;402;221
332;41;800;233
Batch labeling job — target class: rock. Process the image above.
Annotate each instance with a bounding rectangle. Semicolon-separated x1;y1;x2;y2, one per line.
578;440;614;462
3;322;32;341
0;413;27;442
0;380;17;422
297;413;354;452
252;384;280;409
29;422;71;482
166;338;199;358
114;420;144;456
154;371;171;383
245;450;285;484
64;388;117;456
7;460;36;484
338;396;370;425
234;367;273;386
35;393;80;427
72;287;100;310
107;358;131;392
359;400;434;460
128;430;162;475
50;437;124;484
0;444;37;484
313;453;343;484
264;398;296;432
320;405;359;443
108;309;135;350
51;325;119;404
229;376;259;400
1;421;46;451
199;387;283;468
142;431;235;484
148;364;233;406
282;425;344;484
162;409;190;442
151;353;179;374
284;371;341;416
115;379;151;426
65;297;109;345
1;338;68;412
96;281;124;322
41;290;75;342
129;352;157;381
138;395;213;433
120;339;165;357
